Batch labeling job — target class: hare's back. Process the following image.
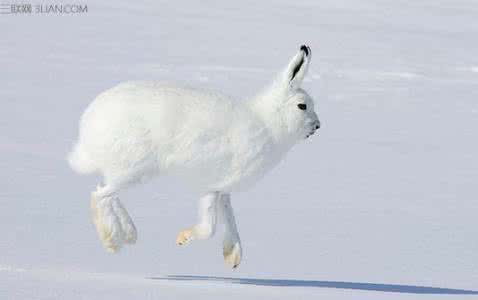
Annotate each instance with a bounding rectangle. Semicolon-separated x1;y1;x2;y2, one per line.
82;81;239;151
86;81;236;126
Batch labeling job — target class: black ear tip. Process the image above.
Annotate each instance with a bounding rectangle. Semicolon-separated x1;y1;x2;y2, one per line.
300;45;310;56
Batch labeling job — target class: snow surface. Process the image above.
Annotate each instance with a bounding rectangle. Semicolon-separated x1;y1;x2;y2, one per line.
1;0;478;299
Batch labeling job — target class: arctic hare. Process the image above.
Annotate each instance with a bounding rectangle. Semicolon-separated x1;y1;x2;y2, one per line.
68;45;320;268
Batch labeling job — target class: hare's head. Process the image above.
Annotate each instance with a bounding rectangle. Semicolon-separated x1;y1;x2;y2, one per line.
252;45;320;143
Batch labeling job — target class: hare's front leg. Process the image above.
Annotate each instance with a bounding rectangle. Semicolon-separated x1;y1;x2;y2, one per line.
218;194;242;268
176;191;219;246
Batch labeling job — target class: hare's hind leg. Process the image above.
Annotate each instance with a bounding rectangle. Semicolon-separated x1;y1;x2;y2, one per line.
176;191;219;246
218;193;242;268
91;184;137;253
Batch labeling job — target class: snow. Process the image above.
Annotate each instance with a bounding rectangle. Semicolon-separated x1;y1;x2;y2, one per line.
1;0;478;299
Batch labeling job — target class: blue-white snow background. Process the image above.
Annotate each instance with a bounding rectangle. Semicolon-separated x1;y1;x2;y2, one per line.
1;1;478;299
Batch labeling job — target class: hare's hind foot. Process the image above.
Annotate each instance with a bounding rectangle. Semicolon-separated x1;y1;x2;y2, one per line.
90;189;137;252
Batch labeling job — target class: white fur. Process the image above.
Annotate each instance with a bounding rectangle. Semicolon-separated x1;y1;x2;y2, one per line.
68;45;320;267
219;194;242;268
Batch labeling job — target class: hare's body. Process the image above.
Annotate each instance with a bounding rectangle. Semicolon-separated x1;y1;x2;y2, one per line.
69;45;320;268
70;81;283;193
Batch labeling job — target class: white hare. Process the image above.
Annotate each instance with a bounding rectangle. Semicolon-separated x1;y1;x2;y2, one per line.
68;45;320;268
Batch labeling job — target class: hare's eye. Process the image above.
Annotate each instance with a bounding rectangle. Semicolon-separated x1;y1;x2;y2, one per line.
297;103;307;110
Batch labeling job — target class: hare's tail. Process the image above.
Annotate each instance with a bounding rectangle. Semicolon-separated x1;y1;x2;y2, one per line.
67;142;97;174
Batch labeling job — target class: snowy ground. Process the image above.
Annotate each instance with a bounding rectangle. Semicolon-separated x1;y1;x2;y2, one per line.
1;0;478;299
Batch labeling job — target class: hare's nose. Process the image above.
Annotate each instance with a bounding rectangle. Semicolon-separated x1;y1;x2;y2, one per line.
313;120;320;130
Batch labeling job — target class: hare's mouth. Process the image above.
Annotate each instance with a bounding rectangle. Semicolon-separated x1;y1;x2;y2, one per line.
305;122;320;139
305;129;316;139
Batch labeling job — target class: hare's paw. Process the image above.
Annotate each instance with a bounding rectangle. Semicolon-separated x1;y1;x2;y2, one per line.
90;194;137;252
223;240;242;269
176;228;194;246
111;199;137;244
90;196;123;252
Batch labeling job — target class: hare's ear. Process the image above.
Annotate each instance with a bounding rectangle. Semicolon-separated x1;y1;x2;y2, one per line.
280;45;312;91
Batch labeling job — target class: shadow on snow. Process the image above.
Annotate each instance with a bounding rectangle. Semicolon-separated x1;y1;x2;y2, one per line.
148;275;478;295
